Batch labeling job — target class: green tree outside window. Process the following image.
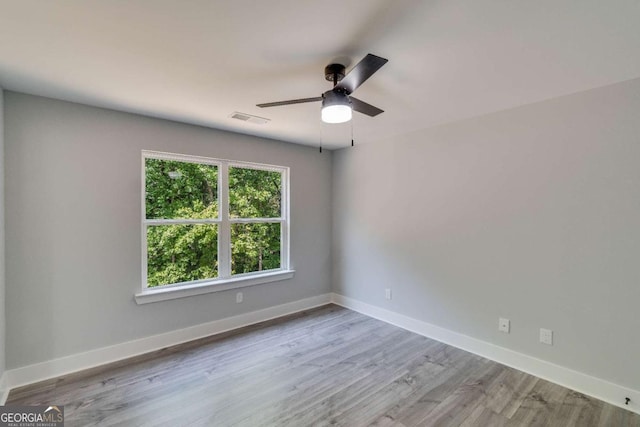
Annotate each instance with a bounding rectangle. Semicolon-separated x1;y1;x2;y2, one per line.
144;156;284;288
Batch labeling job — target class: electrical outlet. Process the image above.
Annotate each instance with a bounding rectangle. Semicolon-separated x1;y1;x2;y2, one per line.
540;328;553;345
385;288;392;300
498;318;510;333
236;292;243;304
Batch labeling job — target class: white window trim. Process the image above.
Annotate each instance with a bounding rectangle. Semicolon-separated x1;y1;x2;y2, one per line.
136;150;293;305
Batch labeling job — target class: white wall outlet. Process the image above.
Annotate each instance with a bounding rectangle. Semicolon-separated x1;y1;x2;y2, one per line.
385;288;392;300
498;317;510;333
540;328;553;345
236;292;243;304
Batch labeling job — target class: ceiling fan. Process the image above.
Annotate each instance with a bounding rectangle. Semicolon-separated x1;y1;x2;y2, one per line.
257;53;388;124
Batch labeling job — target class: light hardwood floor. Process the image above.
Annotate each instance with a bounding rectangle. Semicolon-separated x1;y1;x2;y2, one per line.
7;305;640;426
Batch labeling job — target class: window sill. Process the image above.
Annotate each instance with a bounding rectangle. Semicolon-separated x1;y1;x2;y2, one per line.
134;269;295;305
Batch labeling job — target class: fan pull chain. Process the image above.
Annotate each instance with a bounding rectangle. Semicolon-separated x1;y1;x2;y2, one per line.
351;118;354;147
319;120;323;153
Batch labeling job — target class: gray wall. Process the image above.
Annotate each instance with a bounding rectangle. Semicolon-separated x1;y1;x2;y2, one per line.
0;88;5;380
5;92;332;369
332;77;640;391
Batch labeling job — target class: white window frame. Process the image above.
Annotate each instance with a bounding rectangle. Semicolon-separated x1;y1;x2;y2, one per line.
135;150;293;304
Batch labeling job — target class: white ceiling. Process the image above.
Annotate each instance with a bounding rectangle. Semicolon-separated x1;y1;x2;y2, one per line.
1;1;639;150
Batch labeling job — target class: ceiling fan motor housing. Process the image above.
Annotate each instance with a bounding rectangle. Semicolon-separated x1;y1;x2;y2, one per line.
325;63;346;85
322;90;350;106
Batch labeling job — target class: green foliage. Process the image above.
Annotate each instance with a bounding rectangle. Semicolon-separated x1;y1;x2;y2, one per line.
145;159;218;219
145;158;282;287
231;223;280;275
146;223;218;287
229;167;281;218
229;167;282;275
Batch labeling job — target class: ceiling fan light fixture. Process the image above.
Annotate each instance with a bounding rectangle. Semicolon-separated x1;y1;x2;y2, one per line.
322;104;352;124
321;90;352;124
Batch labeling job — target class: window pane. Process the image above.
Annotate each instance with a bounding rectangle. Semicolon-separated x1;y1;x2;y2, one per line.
231;223;281;275
146;224;218;287
145;158;218;220
229;167;281;218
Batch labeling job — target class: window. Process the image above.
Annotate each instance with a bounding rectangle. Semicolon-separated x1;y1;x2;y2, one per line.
137;151;292;304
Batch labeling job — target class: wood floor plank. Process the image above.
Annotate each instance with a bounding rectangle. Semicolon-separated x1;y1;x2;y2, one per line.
414;361;505;426
459;405;510;427
276;341;445;427
596;403;640;427
6;304;640;427
506;378;571;426
13;307;367;413
8;304;350;404
392;355;486;426
481;366;540;418
184;327;417;426
341;343;472;426
256;337;435;424
75;313;392;426
553;390;602;427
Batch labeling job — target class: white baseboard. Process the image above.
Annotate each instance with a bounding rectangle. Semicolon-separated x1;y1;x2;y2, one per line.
2;293;331;397
331;292;640;415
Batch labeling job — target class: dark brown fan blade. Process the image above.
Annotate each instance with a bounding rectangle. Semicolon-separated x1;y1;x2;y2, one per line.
350;96;384;117
336;54;388;94
257;97;322;108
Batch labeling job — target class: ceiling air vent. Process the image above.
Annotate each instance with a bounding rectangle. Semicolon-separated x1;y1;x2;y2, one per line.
229;112;270;125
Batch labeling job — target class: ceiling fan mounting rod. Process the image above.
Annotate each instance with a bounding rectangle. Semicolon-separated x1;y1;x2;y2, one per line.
324;64;346;88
